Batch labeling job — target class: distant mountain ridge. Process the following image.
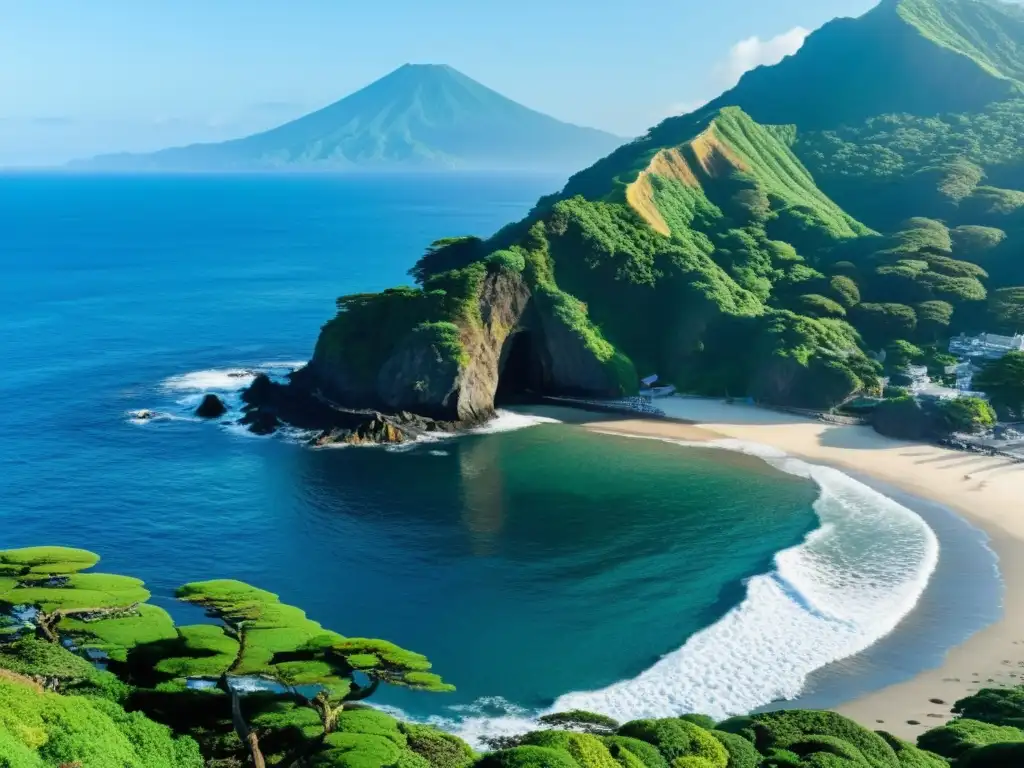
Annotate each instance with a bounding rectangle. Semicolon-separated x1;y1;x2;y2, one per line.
78;64;626;173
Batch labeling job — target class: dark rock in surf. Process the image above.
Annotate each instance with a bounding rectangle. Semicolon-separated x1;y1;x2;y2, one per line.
239;409;281;436
196;394;228;419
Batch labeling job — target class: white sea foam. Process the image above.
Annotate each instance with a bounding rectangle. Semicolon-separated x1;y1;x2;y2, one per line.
400;435;940;748
469;410;561;434
162;368;259;392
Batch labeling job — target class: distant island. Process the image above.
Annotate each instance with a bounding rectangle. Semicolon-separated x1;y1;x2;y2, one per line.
237;0;1024;446
74;64;626;173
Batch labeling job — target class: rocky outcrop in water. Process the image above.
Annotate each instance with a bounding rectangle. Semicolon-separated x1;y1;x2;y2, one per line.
239;373;458;445
195;394;228;419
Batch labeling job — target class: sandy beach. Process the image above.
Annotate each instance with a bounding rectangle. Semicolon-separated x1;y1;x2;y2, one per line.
531;399;1024;738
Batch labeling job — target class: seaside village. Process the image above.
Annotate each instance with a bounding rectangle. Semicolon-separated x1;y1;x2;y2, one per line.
626;332;1024;456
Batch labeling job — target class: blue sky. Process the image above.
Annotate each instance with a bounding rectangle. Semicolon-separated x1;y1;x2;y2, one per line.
0;0;878;165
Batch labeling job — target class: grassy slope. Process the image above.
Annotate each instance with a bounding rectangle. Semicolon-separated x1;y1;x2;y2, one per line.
897;0;1024;81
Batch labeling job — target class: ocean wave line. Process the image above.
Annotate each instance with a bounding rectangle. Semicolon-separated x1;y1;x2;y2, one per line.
405;435;940;748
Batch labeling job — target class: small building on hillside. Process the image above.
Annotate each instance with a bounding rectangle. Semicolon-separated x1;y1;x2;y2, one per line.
949;332;1024;360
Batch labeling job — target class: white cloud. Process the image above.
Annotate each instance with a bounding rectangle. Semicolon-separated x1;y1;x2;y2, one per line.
714;26;811;89
656;26;810;125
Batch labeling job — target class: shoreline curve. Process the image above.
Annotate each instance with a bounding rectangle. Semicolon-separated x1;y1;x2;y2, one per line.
560;397;1021;740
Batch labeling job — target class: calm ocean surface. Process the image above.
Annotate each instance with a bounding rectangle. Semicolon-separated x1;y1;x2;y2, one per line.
0;173;996;736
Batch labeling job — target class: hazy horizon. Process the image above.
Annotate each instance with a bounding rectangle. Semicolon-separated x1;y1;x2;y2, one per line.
0;0;878;167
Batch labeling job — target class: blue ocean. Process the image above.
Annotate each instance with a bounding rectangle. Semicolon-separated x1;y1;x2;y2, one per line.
0;173;990;742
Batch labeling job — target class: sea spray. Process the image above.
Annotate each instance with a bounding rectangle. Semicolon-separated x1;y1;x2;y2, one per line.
144;365;562;441
415;435;939;748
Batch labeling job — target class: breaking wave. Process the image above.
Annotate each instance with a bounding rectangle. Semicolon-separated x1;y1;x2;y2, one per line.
398;436;940;748
139;364;560;445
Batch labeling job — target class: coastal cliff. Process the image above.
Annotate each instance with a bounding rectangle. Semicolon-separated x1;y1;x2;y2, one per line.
246;0;1024;439
244;241;636;442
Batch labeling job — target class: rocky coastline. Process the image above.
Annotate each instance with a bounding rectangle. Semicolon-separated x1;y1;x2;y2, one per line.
236;370;472;446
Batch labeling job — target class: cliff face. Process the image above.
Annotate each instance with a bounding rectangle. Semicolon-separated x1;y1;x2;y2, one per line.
299;266;629;425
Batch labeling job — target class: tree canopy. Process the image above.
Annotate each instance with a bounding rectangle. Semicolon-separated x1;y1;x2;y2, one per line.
974;351;1024;417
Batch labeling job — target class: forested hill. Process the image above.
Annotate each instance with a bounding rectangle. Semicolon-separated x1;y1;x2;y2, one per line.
279;0;1024;424
78;64;626;173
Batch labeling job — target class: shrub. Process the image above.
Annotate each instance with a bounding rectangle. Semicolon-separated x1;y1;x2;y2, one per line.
521;731;619;768
608;744;649;768
938;397;996;434
953;686;1024;727
854;303;918;347
760;749;802;767
474;746;581;768
618;720;727;768
602;737;670;768
958;741;1024;767
0;679;202;768
719;711;898;768
872;396;935;440
915;301;954;339
710;730;761;768
950;226;1006;257
400;724;476;768
798;294;847;318
715;718;756;745
829;276;861;308
875;732;948;768
315;731;406;768
974;353;1024;417
916;719;1024;759
884;340;925;370
671;759;718;768
784;735;867;762
335;709;408;747
989;287;1024;331
679;716;717;731
486;249;527;274
409;237;485;285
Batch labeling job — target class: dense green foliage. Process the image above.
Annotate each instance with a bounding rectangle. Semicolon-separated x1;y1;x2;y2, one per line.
937;396;997;433
951;685;1024;727
916;718;1024;758
0;547;453;767
974;351;1024;417
0;678;202;768
957;741;1024;767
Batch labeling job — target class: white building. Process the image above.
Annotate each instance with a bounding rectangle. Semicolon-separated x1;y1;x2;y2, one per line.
949;332;1024;360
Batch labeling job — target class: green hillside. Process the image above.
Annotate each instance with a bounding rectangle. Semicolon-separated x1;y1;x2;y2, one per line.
79;64;626;172
897;0;1024;81
284;0;1024;421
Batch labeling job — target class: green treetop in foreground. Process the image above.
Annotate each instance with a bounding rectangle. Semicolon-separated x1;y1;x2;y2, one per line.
6;545;1024;766
0;547;453;768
